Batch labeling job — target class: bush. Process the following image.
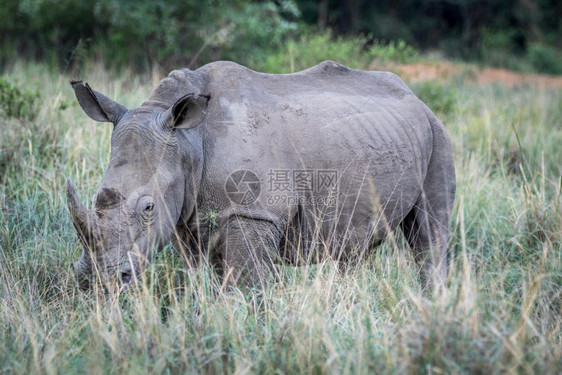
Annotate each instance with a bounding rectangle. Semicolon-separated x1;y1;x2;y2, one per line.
0;0;302;72
478;28;562;75
0;76;39;120
368;39;418;65
527;43;562;75
478;29;521;70
92;0;302;71
259;31;365;73
258;31;418;73
411;81;456;117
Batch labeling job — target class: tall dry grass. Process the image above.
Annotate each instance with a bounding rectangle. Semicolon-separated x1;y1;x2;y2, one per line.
0;61;560;374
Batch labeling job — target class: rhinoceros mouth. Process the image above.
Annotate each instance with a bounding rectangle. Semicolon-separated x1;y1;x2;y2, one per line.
75;274;91;291
73;267;139;293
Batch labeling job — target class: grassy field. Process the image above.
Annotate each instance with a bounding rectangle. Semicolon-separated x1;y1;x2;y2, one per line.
0;60;561;374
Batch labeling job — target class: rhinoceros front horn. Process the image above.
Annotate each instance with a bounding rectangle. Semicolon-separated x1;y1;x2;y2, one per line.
66;179;95;249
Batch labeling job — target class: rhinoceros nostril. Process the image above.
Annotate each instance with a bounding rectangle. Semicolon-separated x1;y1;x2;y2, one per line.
120;271;132;284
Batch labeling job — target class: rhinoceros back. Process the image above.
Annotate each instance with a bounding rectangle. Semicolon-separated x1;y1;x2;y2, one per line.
174;61;437;257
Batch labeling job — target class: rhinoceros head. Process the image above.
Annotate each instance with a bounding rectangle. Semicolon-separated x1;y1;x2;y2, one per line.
68;81;208;291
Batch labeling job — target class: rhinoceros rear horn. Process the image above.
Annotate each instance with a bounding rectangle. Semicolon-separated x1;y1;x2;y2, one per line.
70;80;128;125
66;179;95;249
95;187;124;210
162;93;210;130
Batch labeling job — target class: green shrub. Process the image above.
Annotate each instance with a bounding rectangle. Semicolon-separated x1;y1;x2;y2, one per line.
367;39;418;64
258;31;418;73
478;29;562;74
91;0;301;71
479;29;518;69
411;81;456;117
527;43;562;75
0;76;39;120
0;0;302;72
259;31;363;73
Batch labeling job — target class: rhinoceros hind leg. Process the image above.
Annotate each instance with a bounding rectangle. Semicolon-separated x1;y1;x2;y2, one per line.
400;195;449;289
401;117;456;289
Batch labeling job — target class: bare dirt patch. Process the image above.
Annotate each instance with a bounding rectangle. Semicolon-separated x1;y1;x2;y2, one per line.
378;61;562;88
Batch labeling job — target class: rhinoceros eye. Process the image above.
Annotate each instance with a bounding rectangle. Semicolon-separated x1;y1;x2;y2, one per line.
137;196;155;219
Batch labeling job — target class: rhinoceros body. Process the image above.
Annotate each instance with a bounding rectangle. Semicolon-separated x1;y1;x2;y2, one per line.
68;61;456;289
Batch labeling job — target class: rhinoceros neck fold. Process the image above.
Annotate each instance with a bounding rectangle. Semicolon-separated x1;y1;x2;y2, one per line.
142;68;207;110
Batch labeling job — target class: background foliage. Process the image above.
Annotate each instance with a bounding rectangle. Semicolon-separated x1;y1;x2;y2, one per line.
1;0;561;74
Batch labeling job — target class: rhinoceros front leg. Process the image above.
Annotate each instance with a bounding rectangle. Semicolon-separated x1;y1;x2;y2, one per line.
218;216;282;288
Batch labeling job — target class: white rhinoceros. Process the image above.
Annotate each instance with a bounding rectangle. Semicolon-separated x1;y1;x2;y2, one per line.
67;61;456;289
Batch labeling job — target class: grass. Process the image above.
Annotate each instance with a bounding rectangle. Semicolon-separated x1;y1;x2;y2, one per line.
1;60;561;374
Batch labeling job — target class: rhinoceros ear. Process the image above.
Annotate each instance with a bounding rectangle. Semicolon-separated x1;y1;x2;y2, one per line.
162;93;210;130
70;80;128;125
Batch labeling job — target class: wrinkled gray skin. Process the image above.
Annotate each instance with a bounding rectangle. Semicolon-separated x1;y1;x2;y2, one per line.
68;61;456;290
